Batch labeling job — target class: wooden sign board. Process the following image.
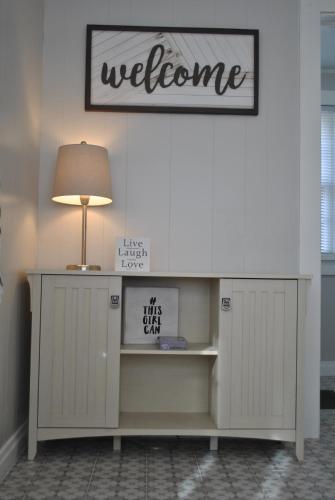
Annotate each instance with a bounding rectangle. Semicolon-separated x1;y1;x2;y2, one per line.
123;287;179;344
115;237;150;272
85;25;259;115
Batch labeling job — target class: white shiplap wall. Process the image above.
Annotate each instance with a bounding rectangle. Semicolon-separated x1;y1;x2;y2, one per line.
0;0;43;455
37;0;300;274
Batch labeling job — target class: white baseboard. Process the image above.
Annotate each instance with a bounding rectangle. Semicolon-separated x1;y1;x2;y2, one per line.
321;361;335;376
0;421;27;482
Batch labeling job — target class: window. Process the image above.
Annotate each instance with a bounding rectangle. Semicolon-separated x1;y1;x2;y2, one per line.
321;106;335;254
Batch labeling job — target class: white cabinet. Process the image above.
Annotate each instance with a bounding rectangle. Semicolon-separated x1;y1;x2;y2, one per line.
38;275;122;428
27;271;309;462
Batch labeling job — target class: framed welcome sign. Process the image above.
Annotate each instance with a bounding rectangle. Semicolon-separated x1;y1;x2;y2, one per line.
85;25;259;115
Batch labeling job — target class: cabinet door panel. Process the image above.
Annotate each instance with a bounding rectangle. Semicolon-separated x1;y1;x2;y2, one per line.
218;279;297;430
38;275;121;428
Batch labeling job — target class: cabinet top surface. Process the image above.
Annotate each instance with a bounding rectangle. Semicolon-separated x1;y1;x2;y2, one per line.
26;269;311;280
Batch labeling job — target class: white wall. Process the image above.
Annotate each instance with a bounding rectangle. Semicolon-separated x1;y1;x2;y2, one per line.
38;0;300;275
0;0;44;454
38;0;321;437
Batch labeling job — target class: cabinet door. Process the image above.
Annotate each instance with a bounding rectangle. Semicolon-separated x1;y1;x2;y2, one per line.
38;275;121;428
218;279;297;430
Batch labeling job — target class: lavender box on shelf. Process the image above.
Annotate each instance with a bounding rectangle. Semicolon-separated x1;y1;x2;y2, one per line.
158;336;188;350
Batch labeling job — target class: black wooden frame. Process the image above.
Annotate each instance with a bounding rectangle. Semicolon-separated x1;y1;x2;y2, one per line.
85;25;259;115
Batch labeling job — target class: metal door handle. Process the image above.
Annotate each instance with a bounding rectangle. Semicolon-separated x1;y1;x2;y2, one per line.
110;295;120;308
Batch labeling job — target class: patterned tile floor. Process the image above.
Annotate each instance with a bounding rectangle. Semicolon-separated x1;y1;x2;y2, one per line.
1;389;334;500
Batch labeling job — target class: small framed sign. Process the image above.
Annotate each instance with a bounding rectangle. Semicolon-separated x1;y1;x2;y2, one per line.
123;287;179;344
115;237;150;272
85;25;259;115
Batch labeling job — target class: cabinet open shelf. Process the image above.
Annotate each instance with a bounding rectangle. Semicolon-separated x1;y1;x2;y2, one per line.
119;412;217;434
120;343;218;355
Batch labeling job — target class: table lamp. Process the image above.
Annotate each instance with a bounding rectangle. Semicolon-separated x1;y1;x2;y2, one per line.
52;141;112;271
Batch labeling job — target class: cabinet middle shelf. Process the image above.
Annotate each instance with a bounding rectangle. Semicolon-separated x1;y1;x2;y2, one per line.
120;343;218;356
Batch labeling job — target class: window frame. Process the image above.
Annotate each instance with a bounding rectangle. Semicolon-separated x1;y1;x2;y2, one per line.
321;104;335;259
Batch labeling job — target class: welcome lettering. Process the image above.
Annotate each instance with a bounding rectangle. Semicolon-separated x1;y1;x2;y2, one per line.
101;43;247;96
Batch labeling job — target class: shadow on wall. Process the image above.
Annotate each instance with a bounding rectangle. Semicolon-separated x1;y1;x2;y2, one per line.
0;274;32;433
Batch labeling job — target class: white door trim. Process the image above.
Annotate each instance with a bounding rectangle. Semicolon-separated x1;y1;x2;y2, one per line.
300;0;335;438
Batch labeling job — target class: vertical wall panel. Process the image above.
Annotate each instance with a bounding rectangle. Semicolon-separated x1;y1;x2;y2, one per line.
169;117;213;271
130;0;174;25
126;115;171;270
212;119;246;272
173;0;215;26
37;0;300;276
243;0;270;273
263;0;300;273
212;0;248;27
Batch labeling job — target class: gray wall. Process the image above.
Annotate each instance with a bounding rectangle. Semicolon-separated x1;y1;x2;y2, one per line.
38;0;300;275
0;0;44;449
321;275;335;362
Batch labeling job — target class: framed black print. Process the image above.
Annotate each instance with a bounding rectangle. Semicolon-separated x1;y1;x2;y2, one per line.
85;25;259;115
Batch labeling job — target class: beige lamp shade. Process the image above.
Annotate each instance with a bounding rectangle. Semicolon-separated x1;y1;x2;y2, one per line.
52;142;112;206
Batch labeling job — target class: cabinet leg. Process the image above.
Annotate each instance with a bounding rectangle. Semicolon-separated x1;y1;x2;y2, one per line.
296;438;304;462
210;437;218;451
113;436;121;451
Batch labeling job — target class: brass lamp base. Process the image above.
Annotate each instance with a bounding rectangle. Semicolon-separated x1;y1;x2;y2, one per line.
66;264;101;271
